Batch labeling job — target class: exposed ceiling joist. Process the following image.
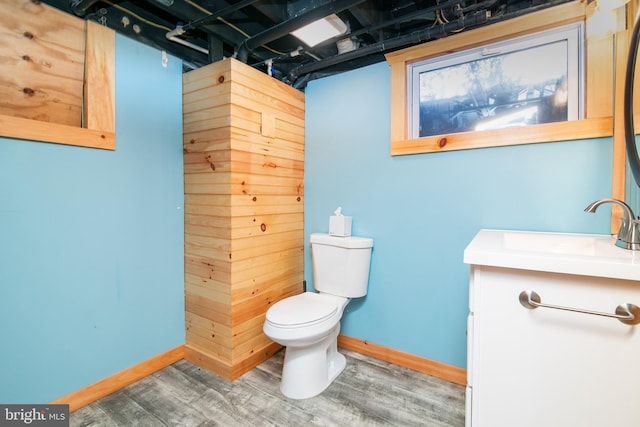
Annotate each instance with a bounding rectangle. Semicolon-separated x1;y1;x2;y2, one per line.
41;0;575;88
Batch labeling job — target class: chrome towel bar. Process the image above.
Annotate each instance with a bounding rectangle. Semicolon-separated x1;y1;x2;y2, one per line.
519;290;640;325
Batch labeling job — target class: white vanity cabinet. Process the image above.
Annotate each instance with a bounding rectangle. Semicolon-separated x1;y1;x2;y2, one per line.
464;230;640;427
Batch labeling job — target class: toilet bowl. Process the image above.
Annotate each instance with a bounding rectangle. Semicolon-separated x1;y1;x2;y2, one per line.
264;292;349;399
263;233;373;399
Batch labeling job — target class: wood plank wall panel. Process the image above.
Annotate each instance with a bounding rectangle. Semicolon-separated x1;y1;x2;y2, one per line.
183;58;305;380
0;0;84;127
0;0;115;149
83;20;115;134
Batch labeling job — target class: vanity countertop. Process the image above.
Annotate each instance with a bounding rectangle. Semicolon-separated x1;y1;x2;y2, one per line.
464;229;640;281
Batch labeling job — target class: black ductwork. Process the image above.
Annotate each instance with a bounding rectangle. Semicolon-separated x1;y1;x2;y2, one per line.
235;0;366;63
345;0;477;42
69;0;102;16
55;0;573;87
181;0;260;32
287;0;572;88
289;10;490;87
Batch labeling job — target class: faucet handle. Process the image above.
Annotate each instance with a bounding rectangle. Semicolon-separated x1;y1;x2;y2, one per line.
585;198;639;250
624;219;640;250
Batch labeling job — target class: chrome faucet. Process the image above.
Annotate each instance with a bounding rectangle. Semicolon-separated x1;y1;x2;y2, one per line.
585;198;640;250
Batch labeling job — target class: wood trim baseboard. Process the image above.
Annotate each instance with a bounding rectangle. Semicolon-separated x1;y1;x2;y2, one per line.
49;337;465;412
50;345;185;412
184;345;232;381
184;341;282;381
338;335;467;386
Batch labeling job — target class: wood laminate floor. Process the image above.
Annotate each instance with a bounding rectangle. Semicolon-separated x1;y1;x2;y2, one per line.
70;349;466;427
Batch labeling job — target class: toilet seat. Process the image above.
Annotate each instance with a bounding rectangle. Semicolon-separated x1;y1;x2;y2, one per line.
267;293;338;328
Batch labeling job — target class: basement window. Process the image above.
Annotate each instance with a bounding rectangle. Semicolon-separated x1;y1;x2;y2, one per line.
407;22;584;139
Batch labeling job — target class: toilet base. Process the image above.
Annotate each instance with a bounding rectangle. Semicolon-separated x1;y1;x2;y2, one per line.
280;323;345;399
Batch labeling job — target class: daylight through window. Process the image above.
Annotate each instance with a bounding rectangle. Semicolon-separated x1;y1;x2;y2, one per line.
407;23;584;139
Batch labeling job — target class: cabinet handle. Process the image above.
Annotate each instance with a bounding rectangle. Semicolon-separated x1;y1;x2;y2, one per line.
519;290;640;325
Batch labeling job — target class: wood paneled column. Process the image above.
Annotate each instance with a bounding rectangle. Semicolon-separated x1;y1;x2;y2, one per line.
182;58;305;380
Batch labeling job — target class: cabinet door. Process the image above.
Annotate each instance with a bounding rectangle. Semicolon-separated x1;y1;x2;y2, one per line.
470;266;640;427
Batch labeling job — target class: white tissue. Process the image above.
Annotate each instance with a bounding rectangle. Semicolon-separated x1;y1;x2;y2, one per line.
329;207;352;236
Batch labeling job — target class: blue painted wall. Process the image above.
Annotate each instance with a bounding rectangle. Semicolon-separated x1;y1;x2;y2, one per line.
0;35;184;403
304;62;614;368
0;27;621;403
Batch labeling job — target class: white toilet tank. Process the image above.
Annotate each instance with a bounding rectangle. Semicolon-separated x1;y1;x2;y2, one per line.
310;233;373;298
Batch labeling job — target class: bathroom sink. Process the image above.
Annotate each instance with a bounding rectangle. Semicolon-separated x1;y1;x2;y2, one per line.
464;229;639;281
502;231;606;257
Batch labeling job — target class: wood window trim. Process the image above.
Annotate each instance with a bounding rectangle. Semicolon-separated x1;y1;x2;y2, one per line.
0;21;115;150
386;1;613;156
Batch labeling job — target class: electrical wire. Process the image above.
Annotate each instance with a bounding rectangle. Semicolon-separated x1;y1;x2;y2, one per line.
182;0;284;55
101;0;284;57
102;0;172;31
435;1;465;33
183;0;249;37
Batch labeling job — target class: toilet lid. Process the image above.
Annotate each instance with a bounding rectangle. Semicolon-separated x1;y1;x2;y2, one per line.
267;293;338;327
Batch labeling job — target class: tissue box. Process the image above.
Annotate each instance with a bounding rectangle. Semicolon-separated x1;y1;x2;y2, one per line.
329;215;352;236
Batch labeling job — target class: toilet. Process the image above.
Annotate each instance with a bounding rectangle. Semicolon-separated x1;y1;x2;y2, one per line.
263;232;374;399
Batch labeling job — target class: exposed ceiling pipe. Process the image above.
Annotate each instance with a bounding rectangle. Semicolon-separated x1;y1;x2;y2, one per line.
181;0;260;32
347;0;477;40
288;0;573;88
163;0;261;57
235;0;366;63
69;0;102;16
289;10;491;87
291;0;492;61
166;26;209;55
289;11;489;82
